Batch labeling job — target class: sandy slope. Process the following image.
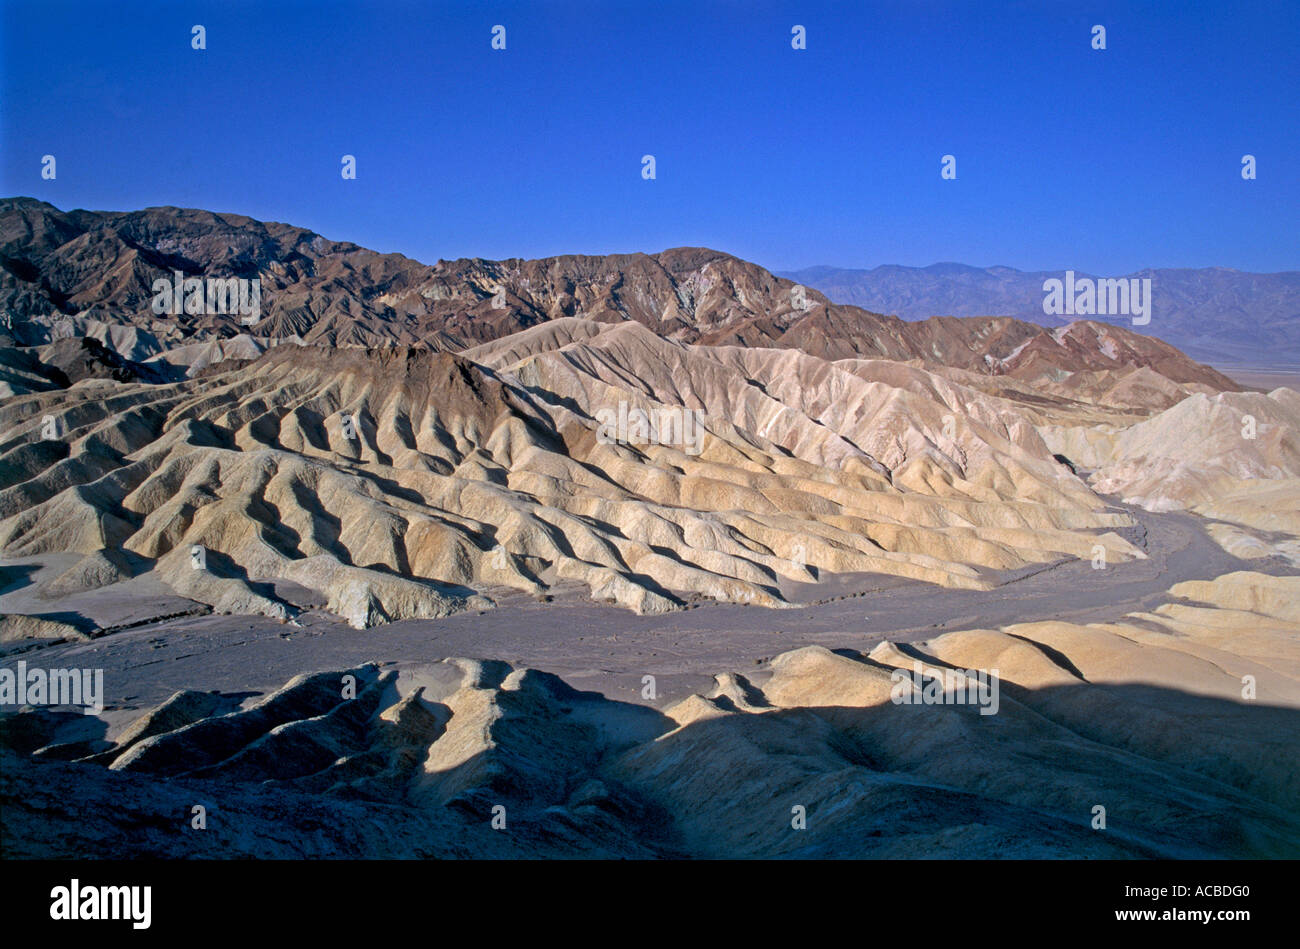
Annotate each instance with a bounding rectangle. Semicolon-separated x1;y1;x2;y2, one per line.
2;321;1151;629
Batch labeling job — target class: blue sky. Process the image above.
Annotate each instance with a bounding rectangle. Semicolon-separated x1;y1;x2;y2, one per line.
2;0;1297;274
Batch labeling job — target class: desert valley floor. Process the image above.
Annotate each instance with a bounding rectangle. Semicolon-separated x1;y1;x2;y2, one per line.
0;500;1289;711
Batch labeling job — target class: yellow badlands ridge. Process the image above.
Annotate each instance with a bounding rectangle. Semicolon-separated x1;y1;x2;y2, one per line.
1;319;1166;625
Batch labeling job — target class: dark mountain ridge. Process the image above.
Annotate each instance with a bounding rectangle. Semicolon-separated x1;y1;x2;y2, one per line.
0;198;1237;391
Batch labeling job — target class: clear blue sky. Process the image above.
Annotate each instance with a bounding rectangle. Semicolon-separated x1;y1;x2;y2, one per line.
2;0;1297;274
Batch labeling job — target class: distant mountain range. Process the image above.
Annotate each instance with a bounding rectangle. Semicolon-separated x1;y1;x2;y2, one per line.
778;263;1300;368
